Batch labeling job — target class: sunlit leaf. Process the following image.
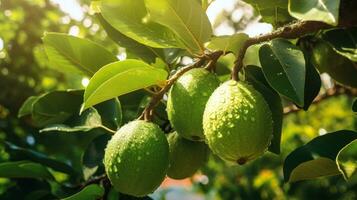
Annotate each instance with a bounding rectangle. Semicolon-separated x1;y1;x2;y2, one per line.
43;33;117;76
83;59;168;110
206;33;249;54
18;96;39;118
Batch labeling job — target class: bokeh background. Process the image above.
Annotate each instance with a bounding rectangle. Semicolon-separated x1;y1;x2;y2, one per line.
0;0;356;199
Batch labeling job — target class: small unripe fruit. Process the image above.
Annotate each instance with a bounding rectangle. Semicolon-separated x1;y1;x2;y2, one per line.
203;80;273;164
104;120;169;197
167;68;220;141
167;132;209;179
312;41;357;88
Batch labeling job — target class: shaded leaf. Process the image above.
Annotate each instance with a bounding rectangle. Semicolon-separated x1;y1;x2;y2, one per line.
101;0;182;48
301;54;321;110
283;130;357;182
40;108;102;133
83;59;168;110
63;184;104;200
145;0;212;54
31;90;83;127
5;142;76;176
205;33;249;54
245;65;283;154
95;98;122;130
18;96;39;118
322;28;357;62
288;0;340;26
259;39;306;107
0;161;54;180
353;99;357;112
96;14;165;64
43;33;117;76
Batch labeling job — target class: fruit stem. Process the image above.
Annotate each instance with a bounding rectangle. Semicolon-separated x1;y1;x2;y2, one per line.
139;51;223;121
231;21;334;81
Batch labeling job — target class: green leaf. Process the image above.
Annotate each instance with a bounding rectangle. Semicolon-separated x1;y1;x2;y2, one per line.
96;14;166;64
288;0;340;26
82;134;111;180
0;161;54;180
322;28;357;62
244;0;292;26
283;130;357;182
43;32;117;76
337;140;357;179
40;108;102;133
302;53;321;111
5;142;77;176
31;90;83;127
353;99;357;113
63;184;104;200
145;0;213;54
101;0;182;48
18;96;39;118
205;33;249;54
83;59;168;110
259;39;306;107
95;98;122;130
245;65;283;154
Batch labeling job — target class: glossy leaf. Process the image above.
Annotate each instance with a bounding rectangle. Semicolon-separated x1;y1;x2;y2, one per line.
83;59;168;110
43;33;117;76
40;108;102;133
302;52;321;110
5;142;77;176
322;28;357;62
18;96;39;118
145;0;213;54
0;161;54;180
337;140;357;179
101;0;182;48
206;33;249;54
245;65;283;154
283;130;357;182
96;14;165;64
259;39;306;107
32;90;83;127
63;184;104;200
288;0;340;26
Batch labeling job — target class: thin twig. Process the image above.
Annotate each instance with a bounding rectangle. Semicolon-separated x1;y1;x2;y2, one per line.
231;21;332;81
139;51;223;121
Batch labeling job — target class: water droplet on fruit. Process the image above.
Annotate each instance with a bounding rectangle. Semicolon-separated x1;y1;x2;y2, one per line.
251;117;256;122
228;80;237;86
228;122;234;128
138;156;142;160
228;113;233;118
217;133;223;138
117;157;121;163
244;109;248;114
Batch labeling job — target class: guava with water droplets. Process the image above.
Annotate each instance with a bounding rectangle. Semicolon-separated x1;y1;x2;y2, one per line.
203;80;273;165
104;120;169;197
167;132;209;179
167;68;220;141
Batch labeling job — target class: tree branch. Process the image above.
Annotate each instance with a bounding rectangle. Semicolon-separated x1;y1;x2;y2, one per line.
139;51;224;121
231;20;332;81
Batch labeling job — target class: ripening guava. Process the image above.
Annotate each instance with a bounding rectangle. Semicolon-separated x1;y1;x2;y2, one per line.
167;68;220;141
312;41;357;88
104;120;169;197
167;132;209;179
203;80;273;165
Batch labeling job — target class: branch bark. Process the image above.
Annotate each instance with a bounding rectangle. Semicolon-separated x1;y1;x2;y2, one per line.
139;51;223;121
231;21;331;81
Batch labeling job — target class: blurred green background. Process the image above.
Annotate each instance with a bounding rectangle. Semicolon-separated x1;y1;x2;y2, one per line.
0;0;356;199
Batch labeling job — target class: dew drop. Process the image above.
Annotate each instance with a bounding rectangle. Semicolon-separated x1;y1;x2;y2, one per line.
244;109;248;114
217;133;223;138
113;166;118;173
228;123;234;128
228;113;233;118
117;157;121;163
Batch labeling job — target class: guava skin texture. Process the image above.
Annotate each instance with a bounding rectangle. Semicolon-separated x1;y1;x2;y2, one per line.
203;80;273;164
104;120;169;197
167;68;220;141
312;41;357;88
167;132;209;179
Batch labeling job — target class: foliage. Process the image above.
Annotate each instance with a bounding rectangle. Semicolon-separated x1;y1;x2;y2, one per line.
1;0;357;199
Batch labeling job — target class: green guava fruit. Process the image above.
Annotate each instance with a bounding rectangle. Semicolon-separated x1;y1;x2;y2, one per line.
104;120;169;197
312;41;357;88
167;132;209;179
203;80;273;164
167;68;220;141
